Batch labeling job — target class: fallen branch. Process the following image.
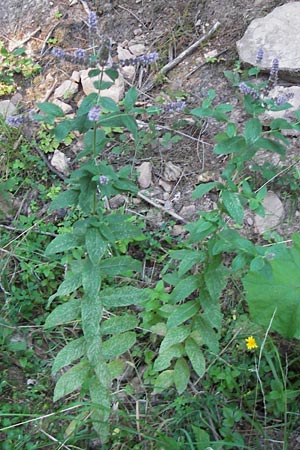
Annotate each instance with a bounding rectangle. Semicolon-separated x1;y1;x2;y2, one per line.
137;191;188;224
159;21;221;76
10;27;41;51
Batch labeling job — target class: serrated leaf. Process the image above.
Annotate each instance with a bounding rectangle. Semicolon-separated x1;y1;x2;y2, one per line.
44;299;81;329
244;118;262;145
185;338;206;378
47;271;82;305
192;315;219;353
45;233;79;255
89;373;110;443
192;181;219;199
85;228;107;264
160;326;191;354
174;358;190;394
36;102;65;117
108;359;126;379
101;286;149;307
82;261;101;299
204;260;228;301
154;370;174;394
167;301;199;328
214;136;246;155
49;189;79;212
170;275;199;304
243;241;300;339
99;96;119;112
153;344;183;371
101;314;138;335
102;331;136;359
124;86;138;111
257;137;286;156
52;337;86;374
99;256;141;276
53;360;90;401
222;190;244;224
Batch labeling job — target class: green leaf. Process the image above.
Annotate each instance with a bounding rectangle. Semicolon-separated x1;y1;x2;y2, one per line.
167;301;199;328
153;344;183;371
160;326;191;354
101;314;138;335
192;181;219;199
244;118;262;145
82;261;101;299
101;286;149;307
47;271;82;305
124;86;138;111
54;120;73;142
85;228;107;264
204;259;228;301
170;275;199;304
154;370;174;394
214;136;246;155
171;250;205;277
192;315;219;353
81;296;102;343
185;338;206;378
89;374;110;444
52;337;86;374
44;299;81;329
99;96;119;112
45;233;79;255
192;426;211;450
243;241;300;339
93;80;114;91
257;137;286;156
49;189;79;211
99;256;141;276
222;190;244;224
102;331;136;359
174;358;190;394
53;360;90;401
36;102;65;117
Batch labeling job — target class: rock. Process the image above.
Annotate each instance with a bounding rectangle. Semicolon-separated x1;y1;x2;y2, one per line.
128;43;145;56
80;69;125;102
0;100;17;118
254;191;284;234
117;45;136;81
237;3;300;82
260;85;300;133
51;150;69;175
54;80;78;100
172;225;187;236
109;194;126;209
159;179;172;192
70;71;80;83
137;162;152;188
53;98;73;114
179;204;196;219
164;162;182;181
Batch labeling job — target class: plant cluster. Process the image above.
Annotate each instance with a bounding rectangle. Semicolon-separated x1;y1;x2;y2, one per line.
1;14;300;450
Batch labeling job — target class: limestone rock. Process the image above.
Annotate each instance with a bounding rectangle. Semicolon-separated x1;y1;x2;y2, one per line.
164;162;182;181
51;150;69;175
80;69;125;102
54;80;78;100
179;204;196;219
0;100;17;118
254;191;284;234
137;162;152;189
117;45;136;81
237;3;300;82
53;98;72;114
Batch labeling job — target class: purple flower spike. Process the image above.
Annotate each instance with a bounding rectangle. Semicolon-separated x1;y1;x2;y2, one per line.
88;11;98;32
6;114;26;127
51;47;66;60
167;100;187;113
74;48;86;60
238;82;260;100
136;52;159;65
88;105;101;122
256;48;264;64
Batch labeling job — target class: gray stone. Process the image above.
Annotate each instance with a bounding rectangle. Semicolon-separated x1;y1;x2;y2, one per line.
0;0;50;31
53;99;73;115
237;3;300;82
51;150;69;175
260;85;300;131
0;100;17;118
54;80;78;100
254;191;284;234
80;69;125;102
137;162;152;189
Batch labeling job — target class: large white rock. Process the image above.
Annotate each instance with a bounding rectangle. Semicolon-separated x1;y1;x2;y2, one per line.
237;3;300;82
80;69;125;103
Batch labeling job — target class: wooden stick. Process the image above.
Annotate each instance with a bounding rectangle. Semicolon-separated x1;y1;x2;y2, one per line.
10;27;41;51
159;21;221;76
137;191;188;224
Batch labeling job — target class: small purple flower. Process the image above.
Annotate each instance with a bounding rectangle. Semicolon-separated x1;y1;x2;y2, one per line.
274;91;294;106
99;175;109;185
5;114;27;127
136;52;159;65
88;11;98;32
238;82;260;100
73;48;86;61
256;48;264;64
88;105;101;122
269;57;279;86
51;47;66;60
166;100;187;113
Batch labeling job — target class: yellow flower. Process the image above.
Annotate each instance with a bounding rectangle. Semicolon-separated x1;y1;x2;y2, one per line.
245;336;258;350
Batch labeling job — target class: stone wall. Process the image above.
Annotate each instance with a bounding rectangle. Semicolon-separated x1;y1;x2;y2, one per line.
0;0;50;31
